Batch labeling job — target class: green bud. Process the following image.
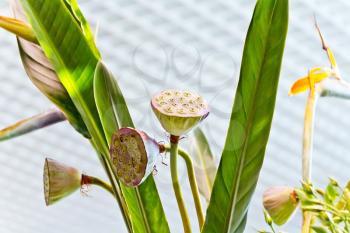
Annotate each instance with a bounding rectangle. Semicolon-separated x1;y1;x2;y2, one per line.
301;182;314;194
263;186;299;225
263;209;273;225
110;127;159;187
151;89;209;136
44;158;82;206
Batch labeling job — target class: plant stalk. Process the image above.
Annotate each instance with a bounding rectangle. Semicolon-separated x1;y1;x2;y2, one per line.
302;89;319;182
90;140;133;233
302;211;313;233
164;145;205;230
82;174;114;196
170;135;192;233
301;76;320;233
102;155;134;233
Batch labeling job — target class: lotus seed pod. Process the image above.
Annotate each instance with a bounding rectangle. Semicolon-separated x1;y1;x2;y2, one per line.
151;89;209;136
109;127;159;187
44;158;82;206
263;186;299;226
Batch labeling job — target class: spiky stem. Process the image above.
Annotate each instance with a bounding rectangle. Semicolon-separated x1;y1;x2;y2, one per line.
170;135;192;233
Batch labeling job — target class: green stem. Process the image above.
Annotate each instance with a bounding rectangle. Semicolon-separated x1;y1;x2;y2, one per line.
84;175;114;196
170;135;192;233
102;155;133;233
164;145;204;229
269;224;277;233
90;140;132;233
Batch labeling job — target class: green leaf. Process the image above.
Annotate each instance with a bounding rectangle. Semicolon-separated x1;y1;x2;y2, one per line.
17;1;168;233
10;0;89;137
324;179;340;205
18;0;106;151
311;226;328;233
202;0;288;232
189;127;216;202
94;62;170;233
61;0;100;58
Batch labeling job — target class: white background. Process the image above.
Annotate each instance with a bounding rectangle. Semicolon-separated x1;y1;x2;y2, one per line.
0;0;350;232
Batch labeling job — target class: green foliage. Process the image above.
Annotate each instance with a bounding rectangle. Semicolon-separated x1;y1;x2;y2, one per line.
94;62;170;233
202;0;289;232
18;0;169;232
189;127;216;202
0;0;291;232
297;180;350;233
11;0;89;137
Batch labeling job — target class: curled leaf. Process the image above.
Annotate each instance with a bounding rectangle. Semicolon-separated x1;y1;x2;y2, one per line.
0;15;37;43
10;0;89;137
0;108;66;141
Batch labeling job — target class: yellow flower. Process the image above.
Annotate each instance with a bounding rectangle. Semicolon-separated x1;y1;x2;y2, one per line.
289;21;341;96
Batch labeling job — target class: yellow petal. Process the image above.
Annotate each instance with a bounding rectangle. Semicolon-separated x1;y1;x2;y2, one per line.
327;47;337;68
289;68;330;96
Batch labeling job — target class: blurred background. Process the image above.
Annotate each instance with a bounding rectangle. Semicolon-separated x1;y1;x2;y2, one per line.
0;0;350;232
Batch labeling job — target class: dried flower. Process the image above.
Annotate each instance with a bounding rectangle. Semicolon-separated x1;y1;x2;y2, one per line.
109;127;159;187
289;20;347;97
44;158;82;206
263;186;299;225
151;89;209;136
289;66;338;96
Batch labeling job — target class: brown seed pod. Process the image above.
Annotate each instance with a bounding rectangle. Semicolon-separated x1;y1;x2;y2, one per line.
109;128;159;187
44;158;82;206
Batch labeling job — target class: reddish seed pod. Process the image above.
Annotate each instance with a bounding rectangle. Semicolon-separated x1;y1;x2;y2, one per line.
109;127;159;187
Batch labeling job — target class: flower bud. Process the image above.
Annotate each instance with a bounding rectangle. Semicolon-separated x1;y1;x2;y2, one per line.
263;209;272;225
151;89;209;136
263;186;299;225
44;158;82;206
109;127;159;187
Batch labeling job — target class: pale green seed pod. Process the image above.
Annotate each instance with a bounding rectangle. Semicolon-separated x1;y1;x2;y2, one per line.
263;186;299;226
151;89;209;136
44;158;82;206
109;127;159;187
